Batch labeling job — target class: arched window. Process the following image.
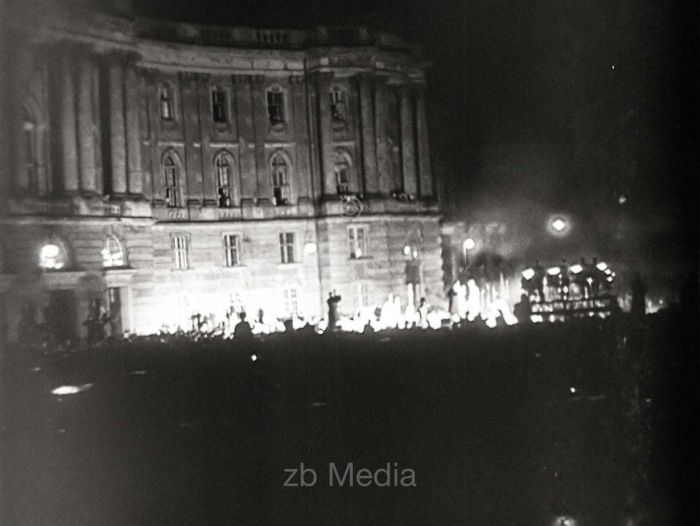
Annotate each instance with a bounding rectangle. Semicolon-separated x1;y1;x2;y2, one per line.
22;106;39;195
39;240;68;270
163;153;181;208
102;235;126;268
215;153;233;208
159;85;174;121
270;153;289;205
329;87;347;123
333;151;353;194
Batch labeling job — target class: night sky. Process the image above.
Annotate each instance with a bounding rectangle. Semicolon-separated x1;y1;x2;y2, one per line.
123;0;697;282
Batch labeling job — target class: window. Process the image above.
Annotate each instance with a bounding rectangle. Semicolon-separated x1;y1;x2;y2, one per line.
283;287;300;317
39;242;67;270
223;234;241;267
102;235;125;268
271;153;289;205
335;162;350;194
211;88;228;123
348;225;368;259
22;107;38;194
355;281;370;309
163;154;181;208
329;87;347;123
159;85;174;120
334;151;353;194
279;232;295;264
266;89;285;125
215;153;233;208
170;234;189;270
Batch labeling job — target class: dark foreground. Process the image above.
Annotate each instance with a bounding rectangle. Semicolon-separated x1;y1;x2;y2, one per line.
1;312;697;526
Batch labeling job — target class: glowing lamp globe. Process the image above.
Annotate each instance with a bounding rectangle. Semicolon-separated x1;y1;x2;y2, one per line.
522;268;535;280
551;218;567;232
463;238;476;251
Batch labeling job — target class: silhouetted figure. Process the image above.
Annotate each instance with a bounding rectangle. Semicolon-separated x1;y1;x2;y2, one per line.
574;257;591;299
327;290;341;332
559;259;570;301
362;320;375;334
84;298;109;345
533;261;546;302
234;311;253;340
418;297;429;328
631;273;647;318
447;286;457;316
513;293;532;324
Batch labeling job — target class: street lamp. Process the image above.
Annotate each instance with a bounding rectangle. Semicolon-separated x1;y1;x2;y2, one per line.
547;215;572;237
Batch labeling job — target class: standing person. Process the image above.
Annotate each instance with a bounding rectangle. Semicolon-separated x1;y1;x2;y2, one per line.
234;311;253;340
559;259;571;301
447;285;457;317
418;297;429;329
533;261;546;303
327;290;341;332
631;273;647;319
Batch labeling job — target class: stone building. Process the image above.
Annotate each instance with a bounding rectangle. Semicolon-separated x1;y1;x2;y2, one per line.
0;1;445;341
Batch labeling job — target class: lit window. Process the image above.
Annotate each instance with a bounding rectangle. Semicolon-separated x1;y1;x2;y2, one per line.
215;153;232;208
211;88;228;123
271;153;289;205
163;154;181;208
329;87;347;123
170;234;189;270
266;89;285;125
39;242;67;270
223;234;241;267
348;225;368;259
279;232;295;264
159;85;174;121
283;287;300;316
102;235;125;268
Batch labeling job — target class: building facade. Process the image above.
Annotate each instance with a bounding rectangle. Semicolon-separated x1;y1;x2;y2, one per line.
0;2;446;340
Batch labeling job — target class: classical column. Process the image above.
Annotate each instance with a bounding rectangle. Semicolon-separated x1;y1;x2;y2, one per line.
251;74;272;203
399;85;417;196
77;54;96;194
355;73;378;195
373;77;392;195
179;71;204;205
232;74;257;203
414;83;433;198
313;72;335;197
290;74;311;203
60;52;79;194
124;57;143;196
108;56;127;195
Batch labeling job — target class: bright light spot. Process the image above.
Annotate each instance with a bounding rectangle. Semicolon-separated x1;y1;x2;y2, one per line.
522;268;535;280
547;266;561;276
403;245;411;256
569;387;576;394
51;383;93;396
485;317;497;329
604;268;612;275
304;242;317;255
611;64;616;70
250;354;258;362
41;244;60;258
607;277;614;282
356;248;362;258
463;238;476;251
551;218;567;232
618;195;627;204
596;261;608;271
570;264;583;274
